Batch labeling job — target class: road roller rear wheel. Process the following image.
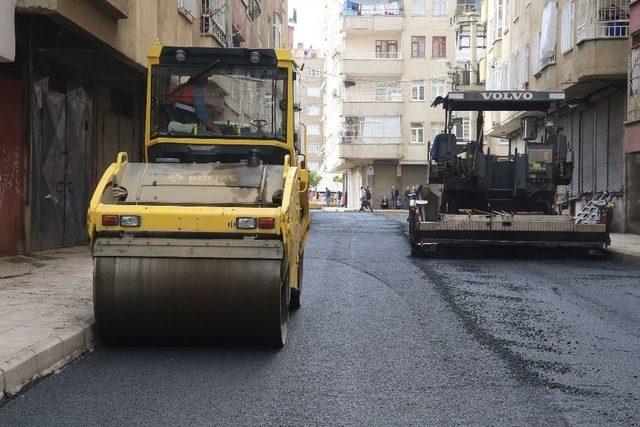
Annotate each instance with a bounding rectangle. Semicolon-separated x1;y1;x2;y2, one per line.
290;252;303;310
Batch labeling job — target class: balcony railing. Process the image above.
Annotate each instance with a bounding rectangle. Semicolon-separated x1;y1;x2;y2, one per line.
576;0;630;42
341;135;401;144
342;0;404;16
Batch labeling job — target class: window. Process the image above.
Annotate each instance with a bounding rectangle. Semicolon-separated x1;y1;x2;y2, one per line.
307;68;321;78
411;122;425;143
499;138;510;145
375;40;399;58
457;0;478;13
430;123;445;143
344;116;401;141
412;36;426;57
430;79;446;99
411;80;426;101
454;117;470;142
531;31;541;74
308;124;320;135
432;36;447;58
307;105;320;116
412;0;427;16
307;87;321;97
375;82;403;102
561;1;574;54
178;0;196;21
202;0;228;46
433;0;446;15
307;143;320;154
273;13;282;48
509;53;517;90
518;44;529;87
362;116;401;138
151;65;286;141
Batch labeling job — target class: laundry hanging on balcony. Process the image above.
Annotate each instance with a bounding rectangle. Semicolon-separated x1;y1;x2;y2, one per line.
540;0;558;61
346;1;361;12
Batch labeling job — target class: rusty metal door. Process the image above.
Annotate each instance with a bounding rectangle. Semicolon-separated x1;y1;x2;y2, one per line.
32;89;66;250
63;96;91;246
31;89;92;250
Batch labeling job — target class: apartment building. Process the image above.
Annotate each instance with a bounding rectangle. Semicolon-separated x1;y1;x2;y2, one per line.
480;0;629;231
324;0;460;209
294;45;326;173
0;0;290;256
626;0;640;233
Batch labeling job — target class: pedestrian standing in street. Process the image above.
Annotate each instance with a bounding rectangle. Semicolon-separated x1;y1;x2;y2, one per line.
325;187;331;207
391;186;399;209
366;186;374;212
343;191;348;208
337;190;343;207
403;186;410;209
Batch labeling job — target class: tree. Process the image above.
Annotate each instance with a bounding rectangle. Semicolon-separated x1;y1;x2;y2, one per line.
332;175;343;184
308;170;322;189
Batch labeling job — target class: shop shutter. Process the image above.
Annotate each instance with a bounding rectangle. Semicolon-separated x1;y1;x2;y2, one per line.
608;94;624;192
595;98;608;192
581;107;595;194
570;110;581;197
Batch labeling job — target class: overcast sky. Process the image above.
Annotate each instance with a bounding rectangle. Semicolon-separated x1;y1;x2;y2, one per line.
290;0;327;50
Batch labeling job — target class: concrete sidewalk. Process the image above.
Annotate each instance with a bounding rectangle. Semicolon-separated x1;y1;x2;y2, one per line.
609;233;640;263
0;247;94;401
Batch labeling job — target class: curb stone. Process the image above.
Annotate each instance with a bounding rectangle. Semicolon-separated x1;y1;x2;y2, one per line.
608;250;640;265
0;322;95;400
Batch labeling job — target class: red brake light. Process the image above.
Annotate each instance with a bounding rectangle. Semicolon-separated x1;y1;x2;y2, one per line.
258;217;275;229
102;215;118;226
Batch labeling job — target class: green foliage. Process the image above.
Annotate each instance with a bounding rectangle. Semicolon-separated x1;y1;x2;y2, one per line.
308;170;322;189
332;175;343;183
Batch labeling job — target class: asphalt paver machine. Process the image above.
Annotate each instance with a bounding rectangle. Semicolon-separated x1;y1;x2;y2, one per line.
409;91;610;255
87;46;309;345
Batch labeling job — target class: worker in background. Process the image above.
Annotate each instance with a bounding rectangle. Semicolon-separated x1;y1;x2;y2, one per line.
168;73;221;134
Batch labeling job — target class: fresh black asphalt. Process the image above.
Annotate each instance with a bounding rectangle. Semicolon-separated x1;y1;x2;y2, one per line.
1;212;639;424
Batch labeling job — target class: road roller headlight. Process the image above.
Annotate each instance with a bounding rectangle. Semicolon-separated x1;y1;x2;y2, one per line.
120;215;141;227
236;217;257;229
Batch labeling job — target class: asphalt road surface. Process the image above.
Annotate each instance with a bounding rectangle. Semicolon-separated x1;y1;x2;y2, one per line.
1;212;639;424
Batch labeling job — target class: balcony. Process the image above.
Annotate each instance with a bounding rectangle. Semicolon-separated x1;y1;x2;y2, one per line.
576;0;629;42
343;14;404;33
338;137;403;161
343;101;403;116
341;56;404;77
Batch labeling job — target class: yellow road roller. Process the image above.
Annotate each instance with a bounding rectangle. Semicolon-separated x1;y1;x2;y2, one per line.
87;45;309;346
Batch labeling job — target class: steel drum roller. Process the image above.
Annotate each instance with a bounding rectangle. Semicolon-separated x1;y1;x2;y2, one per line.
93;238;288;345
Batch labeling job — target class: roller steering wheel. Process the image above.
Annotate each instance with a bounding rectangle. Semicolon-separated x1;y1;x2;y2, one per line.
251;119;269;131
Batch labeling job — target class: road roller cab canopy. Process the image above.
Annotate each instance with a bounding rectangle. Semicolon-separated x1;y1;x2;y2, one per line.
147;46;297;164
